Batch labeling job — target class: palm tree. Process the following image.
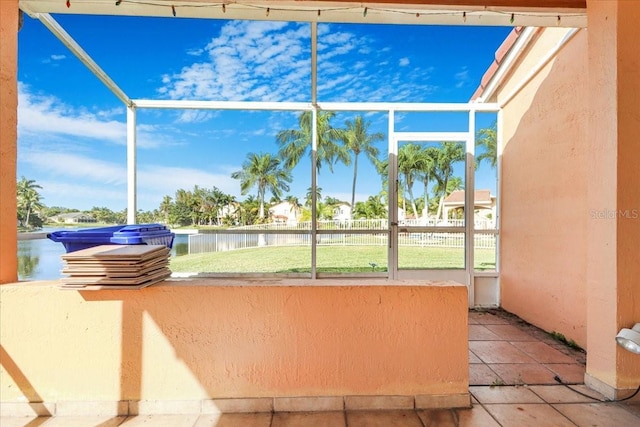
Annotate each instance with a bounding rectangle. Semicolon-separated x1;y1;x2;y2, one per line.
476;124;497;169
192;185;207;225
419;146;439;218
237;195;260;226
433;142;466;220
339;115;384;219
276;111;348;173
305;186;322;209
213;190;235;226
159;196;173;225
173;188;196;226
231;152;292;220
398;143;426;219
284;195;302;221
354;195;386;219
17;177;43;228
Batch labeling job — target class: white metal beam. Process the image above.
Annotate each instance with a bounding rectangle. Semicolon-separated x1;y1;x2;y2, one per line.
319;102;500;112
465;110;476;307
132;99;500;113
388;110;398;280
311;22;318;280
132;100;313;111
311;21;318;105
393;132;470;142
127;106;137;224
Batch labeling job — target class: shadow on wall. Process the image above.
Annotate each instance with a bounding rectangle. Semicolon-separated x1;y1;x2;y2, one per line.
499;29;588;347
1;345;53;418
72;283;468;402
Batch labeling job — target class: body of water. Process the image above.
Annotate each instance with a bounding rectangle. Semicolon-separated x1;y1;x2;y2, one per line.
17;228;188;281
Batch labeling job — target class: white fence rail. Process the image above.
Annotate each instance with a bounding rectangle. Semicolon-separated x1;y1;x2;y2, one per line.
232;218;494;230
187;219;496;254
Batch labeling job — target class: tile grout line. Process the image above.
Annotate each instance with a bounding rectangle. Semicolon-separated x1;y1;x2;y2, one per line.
546;401;580;426
343;395;348;427
468;391;505;427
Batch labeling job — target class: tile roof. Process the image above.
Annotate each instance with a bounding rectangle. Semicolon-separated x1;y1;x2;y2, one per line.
470;26;524;101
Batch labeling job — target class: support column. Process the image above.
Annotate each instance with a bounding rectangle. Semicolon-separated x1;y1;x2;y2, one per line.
127;105;137;225
0;1;19;284
585;0;640;398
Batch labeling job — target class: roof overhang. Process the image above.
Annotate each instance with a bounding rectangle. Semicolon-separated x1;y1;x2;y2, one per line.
20;0;586;27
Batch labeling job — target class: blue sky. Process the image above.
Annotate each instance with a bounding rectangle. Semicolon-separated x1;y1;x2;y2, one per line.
17;14;509;212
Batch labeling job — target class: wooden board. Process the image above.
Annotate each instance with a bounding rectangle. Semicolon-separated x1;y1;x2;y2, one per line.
62;245;169;262
60;267;171;285
62;258;169;277
58;280;162;291
58;244;172;290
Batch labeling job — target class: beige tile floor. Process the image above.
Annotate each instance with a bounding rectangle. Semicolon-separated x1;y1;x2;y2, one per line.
3;309;640;426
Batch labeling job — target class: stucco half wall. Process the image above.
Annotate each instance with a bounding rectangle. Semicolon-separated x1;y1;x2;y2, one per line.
0;279;469;414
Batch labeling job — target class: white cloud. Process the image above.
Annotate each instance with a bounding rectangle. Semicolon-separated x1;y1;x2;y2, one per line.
158;21;439;108
160;21;311;105
42;54;66;64
18;84;126;144
175;110;214;124
18;83;174;149
21;150;127;185
19;147;242;211
186;48;204;56
454;67;470;88
139;165;239;198
38;180;127;209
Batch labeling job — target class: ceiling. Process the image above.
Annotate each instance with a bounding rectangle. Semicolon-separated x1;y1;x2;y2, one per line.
20;0;587;27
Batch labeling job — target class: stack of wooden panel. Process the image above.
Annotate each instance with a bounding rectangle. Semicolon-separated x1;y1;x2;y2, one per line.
59;244;171;290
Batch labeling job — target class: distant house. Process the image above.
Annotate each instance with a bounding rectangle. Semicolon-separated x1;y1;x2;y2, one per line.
332;203;352;223
217;203;239;225
269;201;300;224
51;213;97;224
443;189;496;226
397;207;406;222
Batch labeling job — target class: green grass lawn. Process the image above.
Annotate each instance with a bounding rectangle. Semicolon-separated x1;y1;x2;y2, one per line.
170;245;496;273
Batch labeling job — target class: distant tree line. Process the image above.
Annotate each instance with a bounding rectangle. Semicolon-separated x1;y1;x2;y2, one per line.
16;117;495;230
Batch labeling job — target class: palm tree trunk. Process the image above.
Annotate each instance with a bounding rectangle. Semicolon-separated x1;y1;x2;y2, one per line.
258;187;267;246
408;188;418;220
402;190;407;215
258;186;265;220
436;176;449;221
423;177;429;218
350;154;359;220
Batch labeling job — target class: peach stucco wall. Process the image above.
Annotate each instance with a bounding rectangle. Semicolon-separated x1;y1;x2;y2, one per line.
585;0;640;394
0;0;19;284
1;280;468;403
498;29;588;348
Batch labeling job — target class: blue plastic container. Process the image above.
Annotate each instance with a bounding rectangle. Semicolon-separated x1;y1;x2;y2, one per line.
48;223;175;253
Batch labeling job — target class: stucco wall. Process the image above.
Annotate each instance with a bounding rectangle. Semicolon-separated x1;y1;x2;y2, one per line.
498;29;588;348
1;280;468;406
585;0;640;394
0;0;19;284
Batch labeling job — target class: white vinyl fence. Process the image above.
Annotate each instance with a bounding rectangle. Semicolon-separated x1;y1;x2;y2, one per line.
187;219;496;254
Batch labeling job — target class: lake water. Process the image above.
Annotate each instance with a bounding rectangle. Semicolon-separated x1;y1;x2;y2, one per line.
17;228;189;281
